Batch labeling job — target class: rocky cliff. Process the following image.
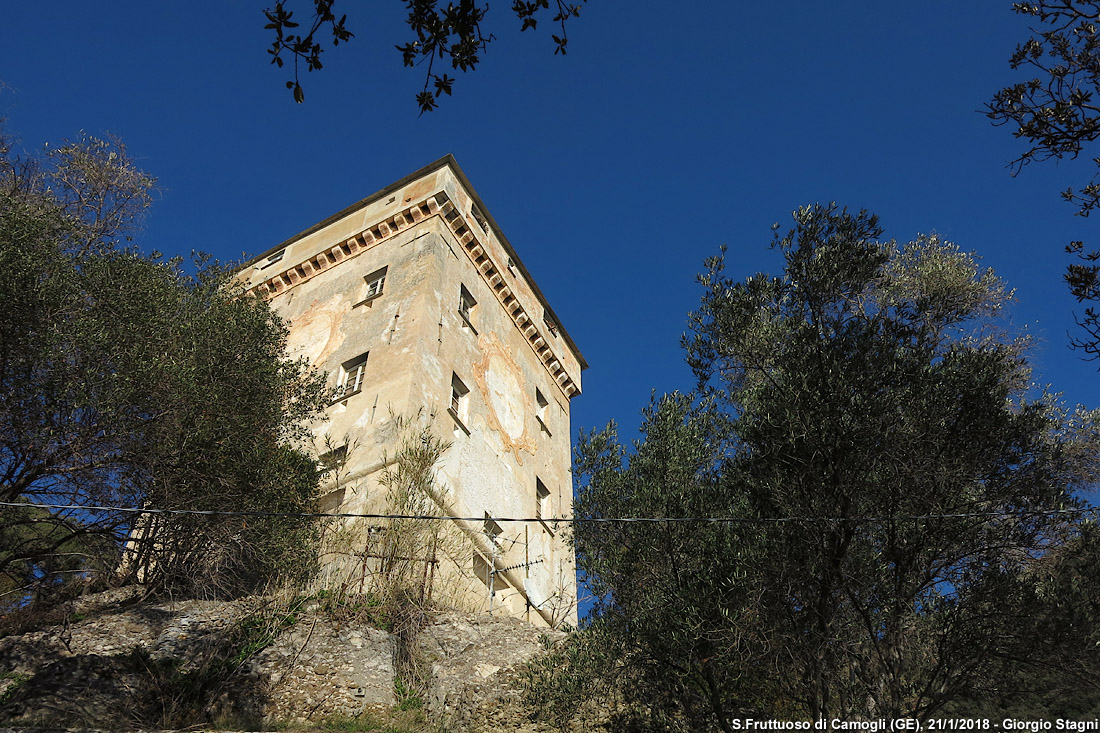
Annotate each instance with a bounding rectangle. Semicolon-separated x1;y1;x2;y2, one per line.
0;588;598;732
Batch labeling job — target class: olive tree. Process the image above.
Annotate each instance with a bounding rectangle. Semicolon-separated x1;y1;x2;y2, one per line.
534;204;1100;729
687;204;1100;719
0;127;327;607
988;1;1100;360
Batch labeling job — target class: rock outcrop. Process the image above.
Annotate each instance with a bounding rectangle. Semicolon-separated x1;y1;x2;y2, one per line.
0;589;586;731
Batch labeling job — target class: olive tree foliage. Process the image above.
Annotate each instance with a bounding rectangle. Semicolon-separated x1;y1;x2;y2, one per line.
987;1;1100;360
0;127;328;608
530;205;1100;729
686;205;1099;720
947;520;1100;718
264;0;586;111
559;395;779;732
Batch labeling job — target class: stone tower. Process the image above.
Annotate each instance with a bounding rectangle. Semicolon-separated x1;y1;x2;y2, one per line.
239;156;585;627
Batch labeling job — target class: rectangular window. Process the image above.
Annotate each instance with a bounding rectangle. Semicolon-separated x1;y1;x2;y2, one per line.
473;552;492;589
484;512;503;546
318;488;346;514
335;353;368;401
261;249;286;269
364;266;387;298
543;310;559;338
458;284;477;330
451;374;468;414
449;373;470;433
535;388;551;436
318;444;348;479
536;478;551;522
470;204;489;232
365;275;384;299
353;266;388;308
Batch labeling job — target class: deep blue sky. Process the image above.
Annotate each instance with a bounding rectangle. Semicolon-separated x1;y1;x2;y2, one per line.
3;2;1098;460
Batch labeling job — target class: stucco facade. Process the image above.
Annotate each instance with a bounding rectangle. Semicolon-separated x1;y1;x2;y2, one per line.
238;156;585;627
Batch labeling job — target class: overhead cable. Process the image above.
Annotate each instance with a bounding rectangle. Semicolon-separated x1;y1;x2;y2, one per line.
1;500;1095;525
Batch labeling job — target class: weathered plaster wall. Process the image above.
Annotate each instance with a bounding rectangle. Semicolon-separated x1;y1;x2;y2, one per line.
422;219;575;624
238;158;582;628
274;221;449;491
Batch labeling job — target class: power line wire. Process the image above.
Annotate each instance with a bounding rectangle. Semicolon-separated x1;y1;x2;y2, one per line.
1;500;1096;525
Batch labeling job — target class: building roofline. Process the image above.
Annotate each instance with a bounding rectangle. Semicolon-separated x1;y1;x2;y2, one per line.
244;154;587;372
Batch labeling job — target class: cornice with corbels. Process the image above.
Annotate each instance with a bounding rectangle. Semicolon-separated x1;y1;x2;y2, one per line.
250;193;580;399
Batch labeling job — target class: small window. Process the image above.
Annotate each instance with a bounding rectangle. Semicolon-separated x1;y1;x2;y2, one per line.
451;374;468;414
449;373;471;433
543;311;559;338
484;512;503;546
354;267;388;308
335;353;368;401
506;257;518;276
536;478;551;523
318;445;348;479
364;266;387;298
261;249;286;269
470;204;489;232
318;488;346;514
535;389;551;436
458;285;477;331
473;552;493;589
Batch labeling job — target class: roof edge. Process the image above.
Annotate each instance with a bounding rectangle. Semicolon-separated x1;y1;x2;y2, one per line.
244;154;588;372
442;158;589;372
243;154;461;269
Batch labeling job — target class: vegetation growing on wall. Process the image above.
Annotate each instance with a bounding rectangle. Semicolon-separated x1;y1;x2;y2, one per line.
312;413;467;707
